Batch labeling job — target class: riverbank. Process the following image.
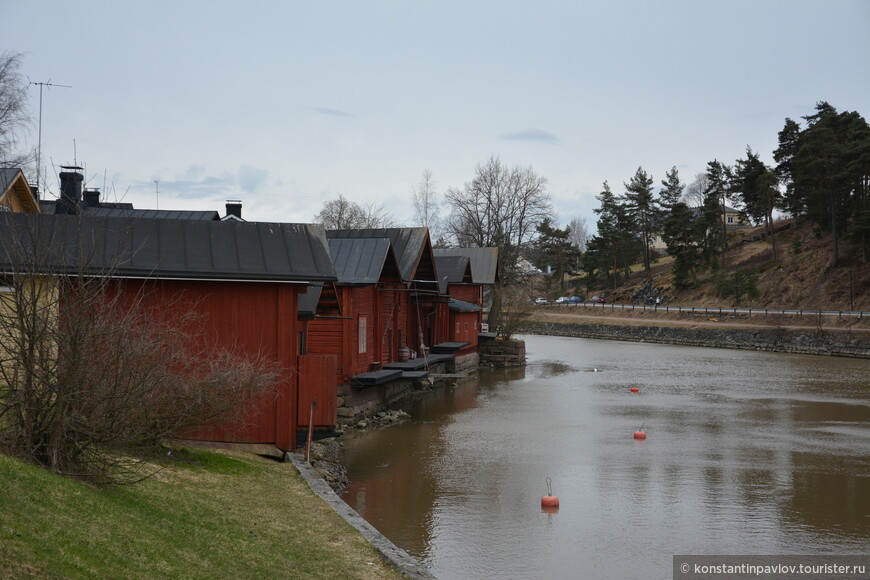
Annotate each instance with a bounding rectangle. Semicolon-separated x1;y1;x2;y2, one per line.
0;448;406;579
526;307;870;357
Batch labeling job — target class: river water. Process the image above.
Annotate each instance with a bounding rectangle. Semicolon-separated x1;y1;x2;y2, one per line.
339;335;870;579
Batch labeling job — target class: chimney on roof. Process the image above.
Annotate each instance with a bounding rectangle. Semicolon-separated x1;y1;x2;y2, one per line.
83;188;101;208
57;166;83;215
226;199;242;219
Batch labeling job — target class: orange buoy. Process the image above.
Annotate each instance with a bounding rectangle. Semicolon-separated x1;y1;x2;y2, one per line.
630;387;639;393
541;477;560;508
542;495;560;508
633;430;647;440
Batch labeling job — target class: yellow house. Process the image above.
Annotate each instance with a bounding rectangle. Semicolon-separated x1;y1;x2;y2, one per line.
723;205;750;230
0;169;40;214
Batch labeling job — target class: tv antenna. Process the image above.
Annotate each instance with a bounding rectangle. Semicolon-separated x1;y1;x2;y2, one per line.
30;79;72;198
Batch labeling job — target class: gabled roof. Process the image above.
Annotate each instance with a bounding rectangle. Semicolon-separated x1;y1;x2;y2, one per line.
328;237;401;285
327;227;433;284
0;168;40;213
434;254;472;284
433;247;499;285
298;281;342;317
0;213;336;283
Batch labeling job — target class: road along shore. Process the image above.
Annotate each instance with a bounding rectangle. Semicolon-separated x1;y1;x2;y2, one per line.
525;309;870;358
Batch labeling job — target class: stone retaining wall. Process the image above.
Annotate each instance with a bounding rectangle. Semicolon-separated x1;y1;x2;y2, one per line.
479;337;527;367
523;321;870;358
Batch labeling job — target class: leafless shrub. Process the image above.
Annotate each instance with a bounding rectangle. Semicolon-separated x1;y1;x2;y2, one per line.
0;217;278;484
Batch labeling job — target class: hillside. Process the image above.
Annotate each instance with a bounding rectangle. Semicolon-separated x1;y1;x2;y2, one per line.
0;448;403;580
579;219;870;312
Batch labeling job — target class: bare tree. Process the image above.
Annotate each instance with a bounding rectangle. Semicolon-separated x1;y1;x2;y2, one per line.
494;280;535;340
445;156;554;327
684;172;709;208
568;216;589;253
0;51;35;171
359;199;401;228
412;169;443;239
315;194;400;229
0;215;278;483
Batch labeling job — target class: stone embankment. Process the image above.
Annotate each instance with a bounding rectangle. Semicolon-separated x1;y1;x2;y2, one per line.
524;320;870;358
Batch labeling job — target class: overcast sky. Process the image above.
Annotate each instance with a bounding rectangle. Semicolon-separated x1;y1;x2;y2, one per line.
3;0;869;231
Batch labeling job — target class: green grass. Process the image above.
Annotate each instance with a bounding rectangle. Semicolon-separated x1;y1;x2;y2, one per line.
0;449;404;580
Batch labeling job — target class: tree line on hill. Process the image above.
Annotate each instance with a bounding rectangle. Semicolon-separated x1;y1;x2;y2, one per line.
580;101;870;293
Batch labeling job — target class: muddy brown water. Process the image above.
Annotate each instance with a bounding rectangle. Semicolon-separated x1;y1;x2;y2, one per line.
339;335;870;580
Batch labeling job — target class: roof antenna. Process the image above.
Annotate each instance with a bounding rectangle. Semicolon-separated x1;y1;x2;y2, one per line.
30;79;72;198
154;180;159;209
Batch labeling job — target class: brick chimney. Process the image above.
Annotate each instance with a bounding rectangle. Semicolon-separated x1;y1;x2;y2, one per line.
83;188;101;208
57;166;84;215
225;200;242;220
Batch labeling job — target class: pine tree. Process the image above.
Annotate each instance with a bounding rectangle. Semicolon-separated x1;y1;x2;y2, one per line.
623;167;657;277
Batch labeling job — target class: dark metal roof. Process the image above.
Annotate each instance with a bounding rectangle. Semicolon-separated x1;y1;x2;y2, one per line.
328;237;393;284
86;207;221;220
0;213;336;282
38;199;218;220
328;227;430;283
297;282;324;315
448;298;481;312
433;247;499;285
434;254;472;284
0;168;23;192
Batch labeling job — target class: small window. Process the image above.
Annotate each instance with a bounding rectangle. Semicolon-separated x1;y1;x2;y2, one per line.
726;215;734;224
358;316;367;353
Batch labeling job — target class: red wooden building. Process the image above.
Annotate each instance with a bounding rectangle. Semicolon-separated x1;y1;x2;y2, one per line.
302;236;404;388
325;228;446;360
433;247;499;356
0;213;336;454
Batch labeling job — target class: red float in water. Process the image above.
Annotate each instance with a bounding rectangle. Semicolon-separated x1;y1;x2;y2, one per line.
541;495;560;508
541;477;560;508
633;431;647;440
630;387;639;393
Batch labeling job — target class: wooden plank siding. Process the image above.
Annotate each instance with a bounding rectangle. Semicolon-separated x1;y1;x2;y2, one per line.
112;278;301;451
451;310;480;346
296;354;338;428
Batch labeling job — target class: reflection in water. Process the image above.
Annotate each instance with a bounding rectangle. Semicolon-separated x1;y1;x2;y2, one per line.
340;336;870;579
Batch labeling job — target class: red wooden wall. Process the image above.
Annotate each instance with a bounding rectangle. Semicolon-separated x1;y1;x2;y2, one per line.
111;278;301;451
296;354;338;428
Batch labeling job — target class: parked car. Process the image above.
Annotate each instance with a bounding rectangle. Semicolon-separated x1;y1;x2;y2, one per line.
590;296;607;303
534;297;548;305
567;296;583;303
555;296;570;304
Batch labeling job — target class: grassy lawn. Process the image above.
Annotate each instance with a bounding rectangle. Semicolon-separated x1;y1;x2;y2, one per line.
0;448;405;580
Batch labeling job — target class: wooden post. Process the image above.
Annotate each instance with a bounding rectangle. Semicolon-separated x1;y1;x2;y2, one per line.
305;401;317;462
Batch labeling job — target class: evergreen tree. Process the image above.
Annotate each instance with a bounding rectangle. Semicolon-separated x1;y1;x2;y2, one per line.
662;201;702;288
659;166;684;209
533;217;581;294
623;167;657;277
733;146;781;260
701;159;732;266
587;181;641;289
792;102;870;267
773;117;803;220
